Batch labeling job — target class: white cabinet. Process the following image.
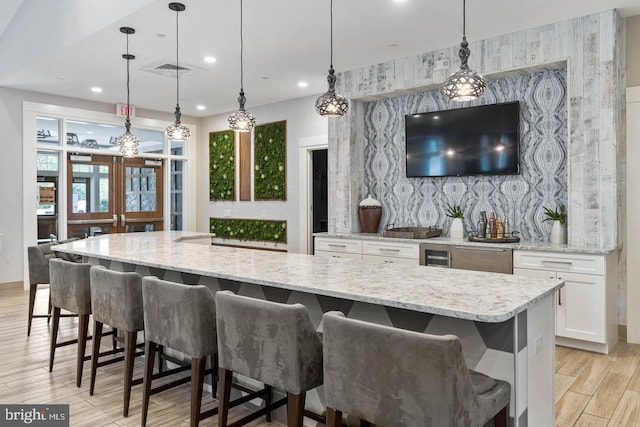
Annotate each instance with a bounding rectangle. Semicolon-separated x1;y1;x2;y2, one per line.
314;237;362;260
314;237;420;265
514;250;618;354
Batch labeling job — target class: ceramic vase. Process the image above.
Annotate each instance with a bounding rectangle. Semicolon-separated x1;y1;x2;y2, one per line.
450;218;464;240
550;220;567;244
358;195;382;233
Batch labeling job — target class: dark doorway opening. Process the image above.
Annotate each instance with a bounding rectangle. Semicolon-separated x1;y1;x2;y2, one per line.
312;149;328;235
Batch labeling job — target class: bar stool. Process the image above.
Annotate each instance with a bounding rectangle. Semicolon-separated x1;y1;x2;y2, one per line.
89;266;145;416
215;291;323;427
322;311;511;427
141;277;219;427
48;258;93;387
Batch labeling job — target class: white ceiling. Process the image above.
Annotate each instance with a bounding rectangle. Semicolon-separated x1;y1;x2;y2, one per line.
1;0;639;118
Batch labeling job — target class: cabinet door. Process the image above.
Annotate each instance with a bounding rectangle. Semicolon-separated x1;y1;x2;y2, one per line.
362;254;418;265
314;250;362;261
556;272;606;343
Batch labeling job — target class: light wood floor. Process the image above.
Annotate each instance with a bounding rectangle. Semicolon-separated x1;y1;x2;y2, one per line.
3;281;640;426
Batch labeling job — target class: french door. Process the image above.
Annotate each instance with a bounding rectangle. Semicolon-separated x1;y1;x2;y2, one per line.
66;154;164;238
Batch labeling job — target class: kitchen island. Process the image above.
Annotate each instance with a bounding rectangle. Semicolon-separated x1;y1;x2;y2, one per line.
53;231;564;427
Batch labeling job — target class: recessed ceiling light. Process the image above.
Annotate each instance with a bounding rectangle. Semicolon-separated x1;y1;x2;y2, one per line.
87;131;94;134
196;105;206;111
91;87;102;93
204;56;216;63
97;124;117;128
298;81;308;88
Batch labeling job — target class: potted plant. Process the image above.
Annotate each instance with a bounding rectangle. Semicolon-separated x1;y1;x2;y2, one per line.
543;204;567;244
446;203;464;240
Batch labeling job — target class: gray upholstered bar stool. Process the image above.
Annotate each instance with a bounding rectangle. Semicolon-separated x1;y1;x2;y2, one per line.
89;266;145;417
48;258;93;388
141;277;218;427
215;290;323;427
27;240;79;336
322;311;511;427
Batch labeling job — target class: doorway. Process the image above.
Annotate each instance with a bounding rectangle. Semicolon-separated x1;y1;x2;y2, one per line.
66;153;164;238
312;149;328;234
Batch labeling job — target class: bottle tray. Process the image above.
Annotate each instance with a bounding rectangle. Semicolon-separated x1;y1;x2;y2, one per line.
468;235;520;243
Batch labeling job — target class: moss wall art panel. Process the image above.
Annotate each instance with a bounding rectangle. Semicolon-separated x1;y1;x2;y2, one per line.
254;121;287;201
209;130;235;201
210;218;287;243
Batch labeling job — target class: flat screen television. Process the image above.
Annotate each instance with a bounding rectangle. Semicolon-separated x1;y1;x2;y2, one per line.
405;101;520;177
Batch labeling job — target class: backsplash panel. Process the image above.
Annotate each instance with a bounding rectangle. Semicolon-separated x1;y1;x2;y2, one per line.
363;68;567;241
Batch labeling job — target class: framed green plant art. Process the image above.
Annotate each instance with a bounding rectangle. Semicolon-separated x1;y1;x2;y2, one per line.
210;218;287;244
209;130;235;201
254;121;286;201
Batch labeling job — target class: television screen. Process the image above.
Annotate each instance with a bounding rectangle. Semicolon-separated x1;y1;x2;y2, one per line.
405;102;520;177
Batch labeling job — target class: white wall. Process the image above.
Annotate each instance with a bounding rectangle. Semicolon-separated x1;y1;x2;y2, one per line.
0;86;200;285
199;95;327;253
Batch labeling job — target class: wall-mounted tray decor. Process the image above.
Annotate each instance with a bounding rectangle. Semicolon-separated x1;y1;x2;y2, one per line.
382;226;442;239
468;235;520;243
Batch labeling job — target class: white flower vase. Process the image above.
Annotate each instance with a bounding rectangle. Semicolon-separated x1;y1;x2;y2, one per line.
450;218;464;240
550;220;567;244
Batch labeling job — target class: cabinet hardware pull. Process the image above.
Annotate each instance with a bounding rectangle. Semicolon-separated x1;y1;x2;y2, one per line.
328;244;346;248
542;260;573;266
558;289;562;306
379;248;401;252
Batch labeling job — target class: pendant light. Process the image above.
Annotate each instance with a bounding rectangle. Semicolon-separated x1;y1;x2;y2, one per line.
315;0;348;117
441;0;486;102
165;3;191;141
227;0;256;132
116;27;139;157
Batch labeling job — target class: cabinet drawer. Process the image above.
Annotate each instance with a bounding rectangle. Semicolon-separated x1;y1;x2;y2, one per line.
513;250;605;275
314;250;362;261
315;238;362;254
362;241;419;259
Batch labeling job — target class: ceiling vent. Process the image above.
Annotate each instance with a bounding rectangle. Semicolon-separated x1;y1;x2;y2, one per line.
141;59;200;78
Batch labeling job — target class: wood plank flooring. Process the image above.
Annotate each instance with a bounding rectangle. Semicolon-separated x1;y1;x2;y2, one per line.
2;281;640;426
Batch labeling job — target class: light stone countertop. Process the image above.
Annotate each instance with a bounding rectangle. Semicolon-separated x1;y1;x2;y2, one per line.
53;231;564;323
315;232;618;254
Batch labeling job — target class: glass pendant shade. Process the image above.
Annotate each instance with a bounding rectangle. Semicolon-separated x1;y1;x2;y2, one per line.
442;0;486;102
228;90;256;132
228;0;256;132
118;27;139;157
316;0;348;117
165;3;190;141
315;67;348;117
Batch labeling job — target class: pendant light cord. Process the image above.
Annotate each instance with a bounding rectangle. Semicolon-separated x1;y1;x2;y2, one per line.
462;0;466;37
175;7;180;106
126;34;131;123
330;0;334;68
240;0;244;91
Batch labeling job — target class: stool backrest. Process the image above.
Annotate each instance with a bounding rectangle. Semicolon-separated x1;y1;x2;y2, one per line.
28;243;56;285
141;277;216;358
90;266;143;333
215;290;323;394
49;258;92;315
322;311;478;427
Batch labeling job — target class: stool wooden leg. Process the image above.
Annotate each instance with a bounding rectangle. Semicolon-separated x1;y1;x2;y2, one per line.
49;307;61;371
287;392;305;427
27;284;37;336
112;328;118;351
47;292;52;324
217;368;233;427
265;385;273;422
210;353;218;399
141;341;156;427
191;357;206;427
89;320;103;395
76;313;90;387
123;331;136;417
326;408;342;427
494;404;509;427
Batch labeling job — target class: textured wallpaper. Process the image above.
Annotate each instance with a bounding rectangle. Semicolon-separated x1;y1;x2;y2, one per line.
363;68;567;241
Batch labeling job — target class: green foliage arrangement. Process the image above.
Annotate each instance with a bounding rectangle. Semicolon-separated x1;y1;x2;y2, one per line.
542;204;567;225
254;121;286;201
210;218;287;243
209;130;235;201
445;203;464;219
